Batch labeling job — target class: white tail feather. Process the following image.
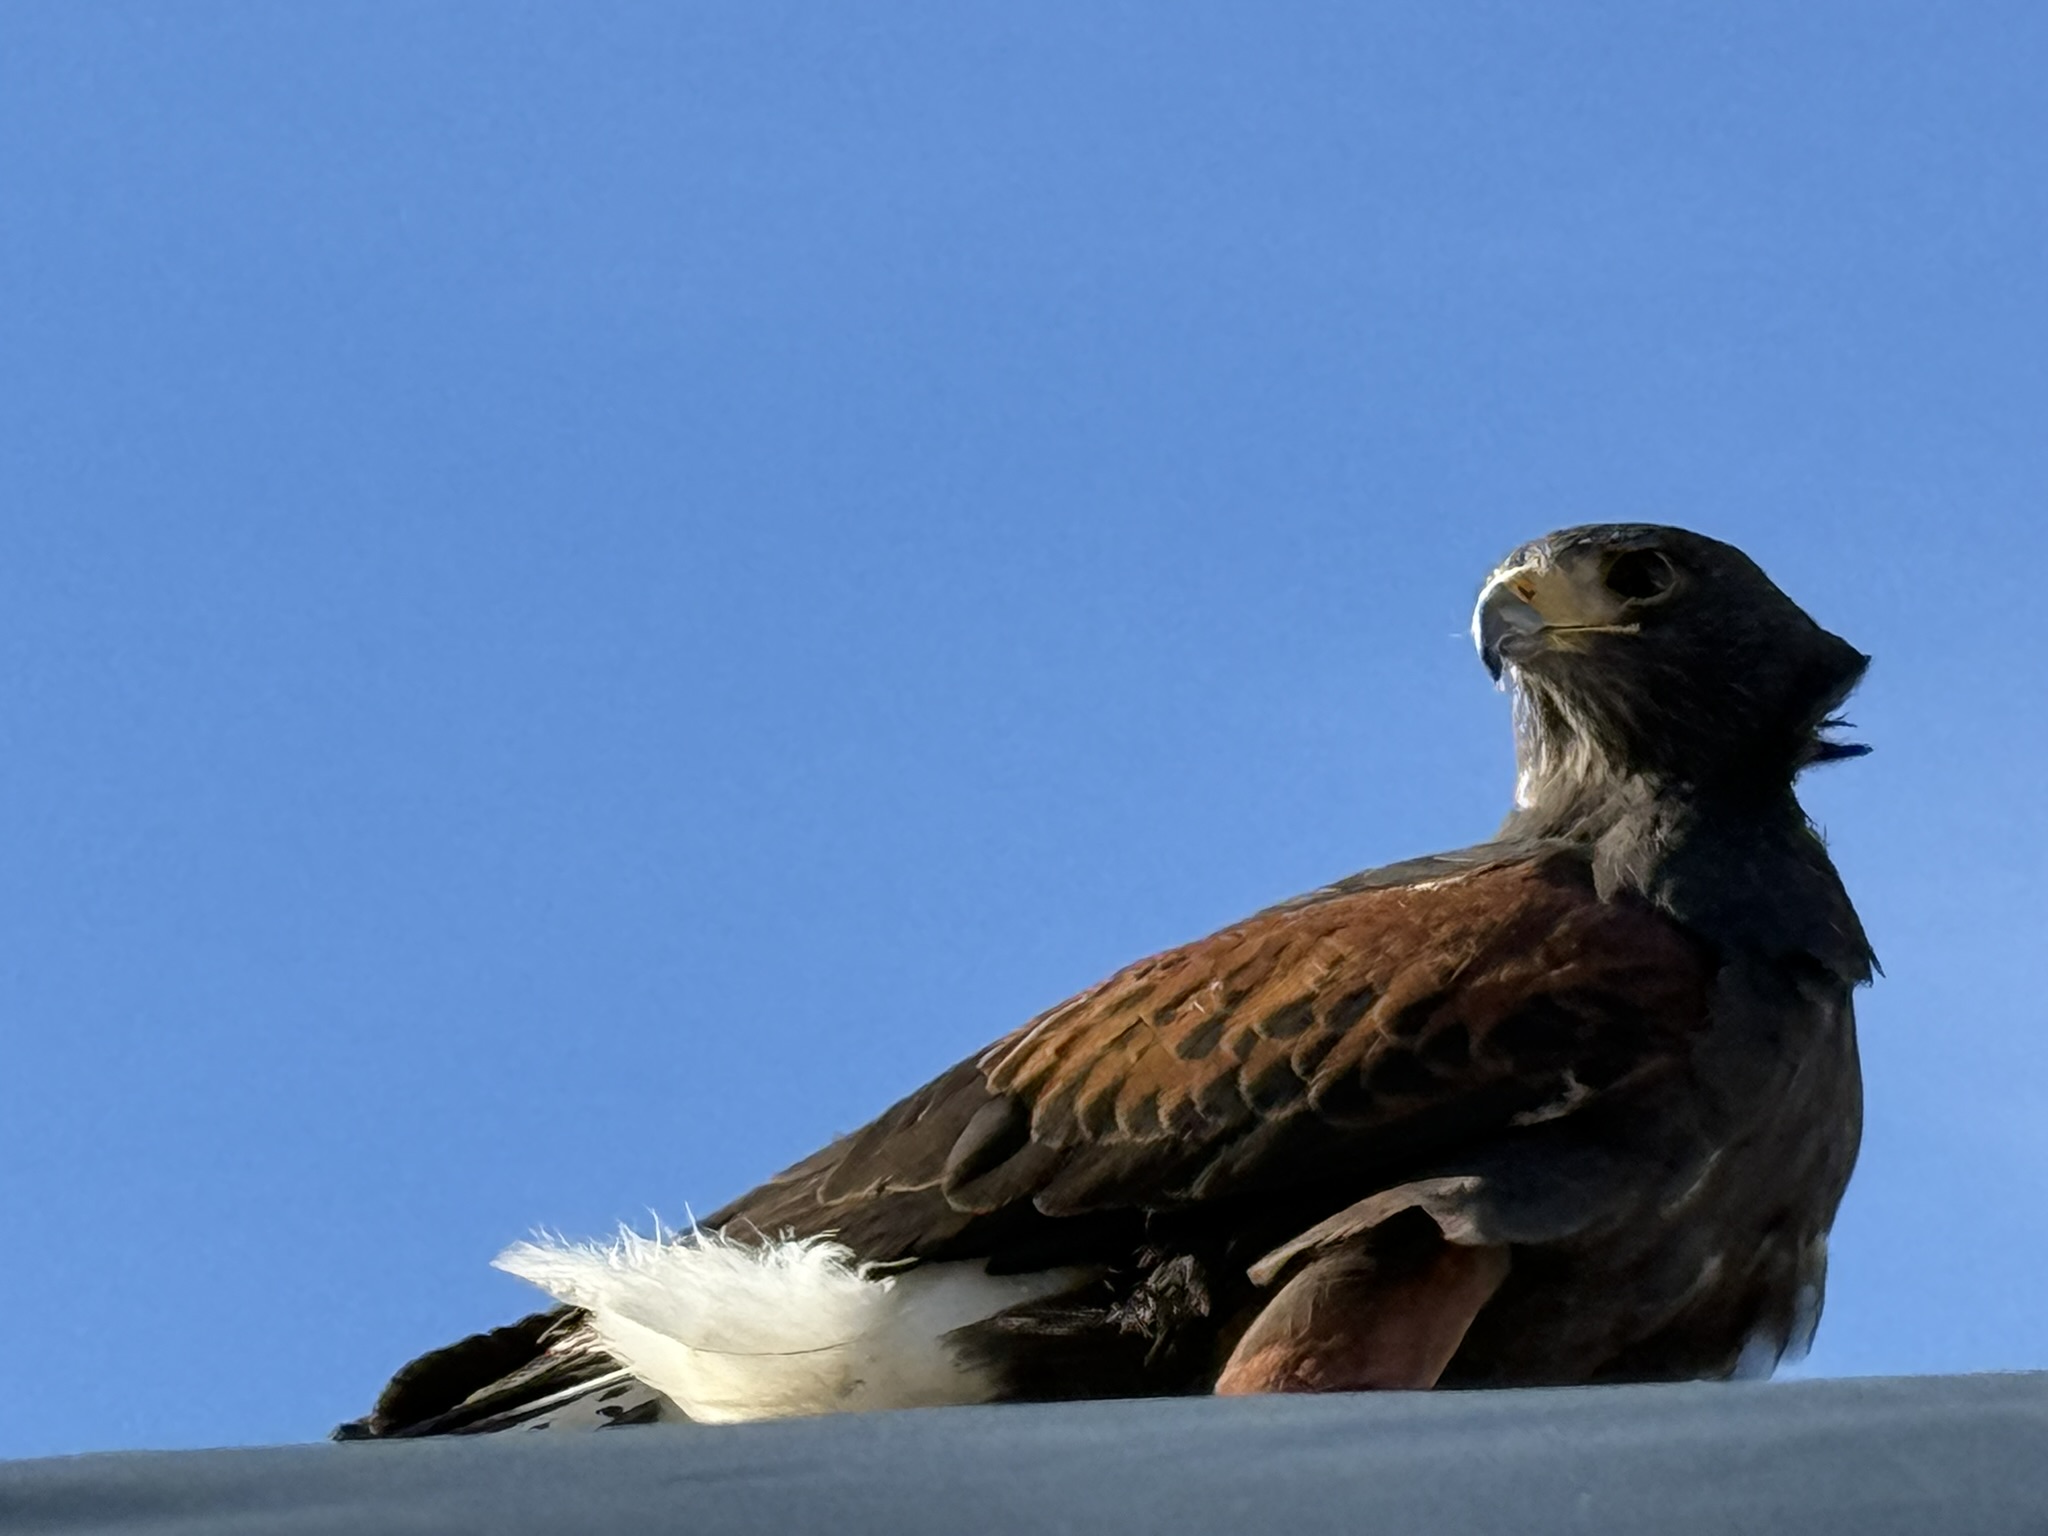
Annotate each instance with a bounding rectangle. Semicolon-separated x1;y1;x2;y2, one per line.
495;1228;1088;1423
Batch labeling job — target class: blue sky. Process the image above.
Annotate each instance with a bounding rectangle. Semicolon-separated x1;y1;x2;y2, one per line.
3;4;2044;1457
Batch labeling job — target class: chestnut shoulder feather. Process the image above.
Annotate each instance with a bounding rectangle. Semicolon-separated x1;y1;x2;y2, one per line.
714;849;1714;1263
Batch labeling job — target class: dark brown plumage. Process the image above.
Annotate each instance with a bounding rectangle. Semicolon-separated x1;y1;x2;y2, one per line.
343;523;1872;1437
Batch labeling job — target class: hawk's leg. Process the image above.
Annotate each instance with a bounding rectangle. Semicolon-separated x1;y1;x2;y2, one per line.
1214;1227;1510;1395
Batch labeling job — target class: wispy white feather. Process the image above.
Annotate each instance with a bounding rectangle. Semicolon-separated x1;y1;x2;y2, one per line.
496;1226;1089;1423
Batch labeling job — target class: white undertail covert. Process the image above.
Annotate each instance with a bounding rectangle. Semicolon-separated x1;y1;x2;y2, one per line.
496;1228;1090;1424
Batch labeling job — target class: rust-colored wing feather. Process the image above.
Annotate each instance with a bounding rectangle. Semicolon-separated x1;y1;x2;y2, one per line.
714;851;1712;1261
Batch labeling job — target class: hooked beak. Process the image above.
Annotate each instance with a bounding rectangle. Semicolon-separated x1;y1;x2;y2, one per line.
1475;579;1545;680
1471;555;1638;680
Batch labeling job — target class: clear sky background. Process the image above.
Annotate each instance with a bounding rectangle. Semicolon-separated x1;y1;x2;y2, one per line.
3;4;2044;1458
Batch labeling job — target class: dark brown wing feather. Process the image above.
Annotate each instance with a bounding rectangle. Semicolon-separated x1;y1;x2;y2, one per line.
713;850;1713;1262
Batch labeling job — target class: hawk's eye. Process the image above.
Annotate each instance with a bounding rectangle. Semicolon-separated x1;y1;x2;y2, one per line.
1602;550;1676;603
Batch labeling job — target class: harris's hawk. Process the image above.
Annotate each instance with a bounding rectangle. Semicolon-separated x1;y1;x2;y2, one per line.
341;524;1873;1436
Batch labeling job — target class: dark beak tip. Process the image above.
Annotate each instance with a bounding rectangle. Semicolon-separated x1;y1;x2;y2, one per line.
1474;586;1545;683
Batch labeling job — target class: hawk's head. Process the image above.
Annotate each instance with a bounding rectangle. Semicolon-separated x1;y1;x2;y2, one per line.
1474;525;1868;809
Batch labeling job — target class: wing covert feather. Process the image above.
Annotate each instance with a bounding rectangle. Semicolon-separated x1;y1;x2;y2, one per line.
716;854;1713;1250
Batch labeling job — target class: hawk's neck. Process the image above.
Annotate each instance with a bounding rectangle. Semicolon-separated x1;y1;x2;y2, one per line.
1500;773;1873;989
